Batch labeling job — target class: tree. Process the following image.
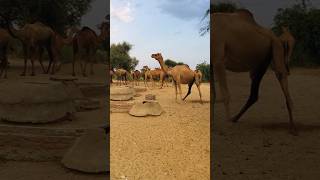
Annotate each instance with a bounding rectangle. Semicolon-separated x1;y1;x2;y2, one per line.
164;59;185;67
200;2;239;36
273;4;320;66
110;42;139;71
0;0;93;33
196;61;210;82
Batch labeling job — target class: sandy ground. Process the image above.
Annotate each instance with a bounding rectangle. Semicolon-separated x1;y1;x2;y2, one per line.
213;68;320;179
111;82;210;179
0;58;109;180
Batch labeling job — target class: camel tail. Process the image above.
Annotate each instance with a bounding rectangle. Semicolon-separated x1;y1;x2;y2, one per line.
182;77;195;100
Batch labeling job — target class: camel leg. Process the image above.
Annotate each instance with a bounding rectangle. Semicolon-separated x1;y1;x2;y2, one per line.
178;83;183;101
3;50;8;79
215;64;231;120
21;45;28;76
90;63;94;75
276;73;297;135
30;47;37;76
38;47;46;73
72;51;77;76
231;61;269;123
82;61;88;77
183;81;194;101
173;81;178;102
196;81;203;104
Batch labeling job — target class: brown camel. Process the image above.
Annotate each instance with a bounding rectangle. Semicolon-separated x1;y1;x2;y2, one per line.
38;27;79;74
279;26;295;68
0;28;10;78
114;68;129;86
142;66;154;88
131;70;141;86
212;10;296;134
72;22;109;77
151;53;202;103
194;69;203;83
1;17;57;76
110;68;115;84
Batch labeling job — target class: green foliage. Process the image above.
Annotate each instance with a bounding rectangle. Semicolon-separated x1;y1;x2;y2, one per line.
110;42;138;71
0;0;93;33
273;4;320;66
196;61;210;82
164;59;184;67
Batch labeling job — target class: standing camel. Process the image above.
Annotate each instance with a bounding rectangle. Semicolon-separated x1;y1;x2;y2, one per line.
212;10;296;134
0;16;57;76
72;22;108;77
131;70;141;86
194;69;203;83
114;68;129;86
151;53;202;103
39;27;79;74
279;26;295;69
0;28;10;78
142;66;154;88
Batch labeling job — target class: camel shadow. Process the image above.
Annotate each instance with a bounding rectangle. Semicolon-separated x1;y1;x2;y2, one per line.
188;100;210;104
257;122;320;133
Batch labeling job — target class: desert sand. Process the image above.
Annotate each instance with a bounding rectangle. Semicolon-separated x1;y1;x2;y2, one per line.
111;82;210;179
213;68;320;179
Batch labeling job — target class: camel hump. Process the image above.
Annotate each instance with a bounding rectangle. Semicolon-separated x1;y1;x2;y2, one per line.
81;26;98;37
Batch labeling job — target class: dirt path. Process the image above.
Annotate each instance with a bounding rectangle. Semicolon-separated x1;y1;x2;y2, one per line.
213;68;320;179
111;83;210;179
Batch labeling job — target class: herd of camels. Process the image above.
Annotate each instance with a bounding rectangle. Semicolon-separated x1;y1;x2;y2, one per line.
111;53;204;103
0;9;299;134
0;14;109;77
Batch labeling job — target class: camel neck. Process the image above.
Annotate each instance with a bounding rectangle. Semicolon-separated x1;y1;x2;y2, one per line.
158;58;169;73
7;24;23;41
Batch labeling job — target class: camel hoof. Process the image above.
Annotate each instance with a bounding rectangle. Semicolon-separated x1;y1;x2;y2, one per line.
230;117;239;123
289;127;299;136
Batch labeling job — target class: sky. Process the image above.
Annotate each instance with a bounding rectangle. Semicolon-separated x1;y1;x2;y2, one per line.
214;0;320;27
110;0;210;70
81;0;109;31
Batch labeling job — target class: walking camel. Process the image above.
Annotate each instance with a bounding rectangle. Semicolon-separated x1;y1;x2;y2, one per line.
212;9;296;134
151;53;202;103
72;22;109;77
1;18;57;76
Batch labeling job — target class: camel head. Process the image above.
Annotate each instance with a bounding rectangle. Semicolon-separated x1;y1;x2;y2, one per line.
281;26;289;33
97;21;109;40
151;53;163;62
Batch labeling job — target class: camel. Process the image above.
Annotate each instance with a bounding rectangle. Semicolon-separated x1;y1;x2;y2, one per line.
38;27;79;74
212;10;296;134
110;68;115;84
0;28;10;78
279;26;295;68
141;66;154;88
72;22;109;77
0;16;57;76
114;68;129;86
194;69;203;83
151;53;202;103
131;70;141;86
